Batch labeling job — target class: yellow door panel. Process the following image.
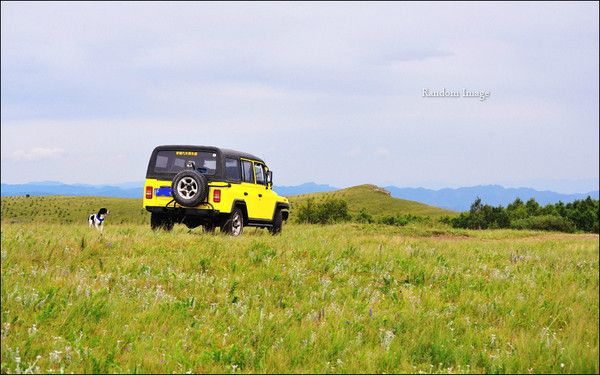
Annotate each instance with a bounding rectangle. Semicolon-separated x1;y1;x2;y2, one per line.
240;182;261;219
252;162;276;220
262;187;279;220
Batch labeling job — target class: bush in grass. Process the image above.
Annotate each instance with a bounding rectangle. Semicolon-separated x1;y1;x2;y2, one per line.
510;215;576;233
296;198;352;224
378;214;425;226
354;208;374;224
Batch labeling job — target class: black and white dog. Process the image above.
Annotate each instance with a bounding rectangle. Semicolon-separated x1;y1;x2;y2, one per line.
89;208;109;232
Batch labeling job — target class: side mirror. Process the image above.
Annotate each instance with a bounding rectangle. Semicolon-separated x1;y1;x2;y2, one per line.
267;170;273;187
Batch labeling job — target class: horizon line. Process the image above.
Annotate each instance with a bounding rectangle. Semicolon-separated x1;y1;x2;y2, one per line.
1;180;598;194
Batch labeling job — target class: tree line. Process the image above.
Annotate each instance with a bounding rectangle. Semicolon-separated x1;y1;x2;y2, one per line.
444;196;599;233
294;196;599;233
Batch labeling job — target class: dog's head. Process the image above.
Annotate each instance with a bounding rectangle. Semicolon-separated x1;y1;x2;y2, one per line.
98;208;109;216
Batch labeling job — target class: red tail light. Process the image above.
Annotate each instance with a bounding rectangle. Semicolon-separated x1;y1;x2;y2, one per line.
213;189;221;203
145;186;153;199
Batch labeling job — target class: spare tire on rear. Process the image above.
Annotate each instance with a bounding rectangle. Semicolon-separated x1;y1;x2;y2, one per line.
172;169;208;207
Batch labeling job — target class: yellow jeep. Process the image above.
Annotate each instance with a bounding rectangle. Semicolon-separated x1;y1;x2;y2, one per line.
143;145;289;236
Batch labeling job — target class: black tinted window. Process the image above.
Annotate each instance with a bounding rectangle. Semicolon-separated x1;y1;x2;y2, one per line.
225;158;240;181
154;150;217;175
241;160;254;183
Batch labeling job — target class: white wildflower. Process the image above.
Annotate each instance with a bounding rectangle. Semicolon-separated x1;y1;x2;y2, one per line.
28;323;37;336
1;322;10;339
64;346;73;362
380;329;395;351
49;350;62;363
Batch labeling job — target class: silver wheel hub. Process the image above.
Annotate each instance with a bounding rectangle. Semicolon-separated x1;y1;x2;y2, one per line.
177;177;198;198
231;212;242;236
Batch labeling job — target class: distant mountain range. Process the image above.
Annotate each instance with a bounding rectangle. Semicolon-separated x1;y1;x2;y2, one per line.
384;185;599;211
0;181;143;199
1;181;597;212
272;182;337;196
0;181;337;200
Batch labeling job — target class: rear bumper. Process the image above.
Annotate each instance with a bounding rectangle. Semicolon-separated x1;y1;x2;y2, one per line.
146;206;220;218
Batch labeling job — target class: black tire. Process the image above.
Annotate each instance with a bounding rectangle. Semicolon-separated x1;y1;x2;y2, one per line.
171;170;208;207
184;218;202;229
151;212;163;230
151;212;174;231
163;218;174;231
221;208;244;236
269;209;283;235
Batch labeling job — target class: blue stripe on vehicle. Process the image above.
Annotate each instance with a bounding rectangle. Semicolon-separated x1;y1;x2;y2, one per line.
155;187;172;197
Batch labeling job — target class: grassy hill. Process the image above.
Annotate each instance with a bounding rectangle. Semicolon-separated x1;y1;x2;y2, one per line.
1;185;454;225
1;196;148;225
288;184;455;219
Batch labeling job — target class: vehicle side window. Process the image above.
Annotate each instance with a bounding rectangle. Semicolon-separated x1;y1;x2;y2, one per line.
254;163;265;185
241;160;254;183
225;158;241;181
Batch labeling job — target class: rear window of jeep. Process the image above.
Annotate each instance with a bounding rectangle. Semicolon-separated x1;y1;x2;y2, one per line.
154;150;217;175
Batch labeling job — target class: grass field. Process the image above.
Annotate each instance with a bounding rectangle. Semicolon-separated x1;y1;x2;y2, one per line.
1;196;149;225
1;217;598;373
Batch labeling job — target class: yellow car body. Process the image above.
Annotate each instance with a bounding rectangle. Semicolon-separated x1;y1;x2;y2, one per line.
143;145;289;235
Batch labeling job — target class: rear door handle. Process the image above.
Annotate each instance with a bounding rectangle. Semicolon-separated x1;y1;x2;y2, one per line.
244;192;248;196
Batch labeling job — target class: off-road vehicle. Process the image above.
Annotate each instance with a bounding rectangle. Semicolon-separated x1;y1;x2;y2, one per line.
143;145;289;236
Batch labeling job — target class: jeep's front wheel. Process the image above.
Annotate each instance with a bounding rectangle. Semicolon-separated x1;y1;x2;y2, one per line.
269;209;283;235
222;208;244;236
151;212;174;231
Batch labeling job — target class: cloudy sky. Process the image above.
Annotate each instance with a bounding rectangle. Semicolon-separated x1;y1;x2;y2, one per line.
2;2;598;192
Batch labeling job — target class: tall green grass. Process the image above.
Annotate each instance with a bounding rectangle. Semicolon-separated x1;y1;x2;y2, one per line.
1;196;148;225
1;222;598;373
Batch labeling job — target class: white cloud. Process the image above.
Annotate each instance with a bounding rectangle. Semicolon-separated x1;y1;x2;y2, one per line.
375;147;391;157
10;147;65;162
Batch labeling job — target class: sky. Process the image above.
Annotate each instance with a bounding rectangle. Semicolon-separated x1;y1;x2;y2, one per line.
1;2;599;193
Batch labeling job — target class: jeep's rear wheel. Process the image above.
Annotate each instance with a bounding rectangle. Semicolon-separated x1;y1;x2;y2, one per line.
151;212;174;231
269;209;283;235
171;170;208;207
222;208;244;236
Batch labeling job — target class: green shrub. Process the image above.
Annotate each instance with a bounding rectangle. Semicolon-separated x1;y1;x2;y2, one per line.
354;208;374;223
378;214;425;226
379;215;398;226
510;215;576;233
295;198;352;224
